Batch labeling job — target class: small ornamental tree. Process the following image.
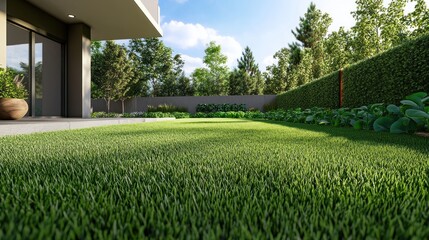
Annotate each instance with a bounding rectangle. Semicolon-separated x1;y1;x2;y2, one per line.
98;41;134;113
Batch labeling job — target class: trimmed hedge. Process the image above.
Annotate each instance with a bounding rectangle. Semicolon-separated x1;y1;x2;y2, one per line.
196;103;247;113
275;71;339;109
343;34;429;107
275;34;429;109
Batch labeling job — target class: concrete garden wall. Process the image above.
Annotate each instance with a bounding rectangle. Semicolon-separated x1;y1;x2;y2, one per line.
92;95;276;113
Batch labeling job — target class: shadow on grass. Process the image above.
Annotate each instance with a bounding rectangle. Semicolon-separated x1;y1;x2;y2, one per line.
256;119;429;155
180;120;252;124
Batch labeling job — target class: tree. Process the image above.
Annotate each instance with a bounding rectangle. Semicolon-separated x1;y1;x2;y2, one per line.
98;41;133;113
292;2;332;49
192;41;229;96
229;46;263;95
351;0;385;61
324;27;353;72
381;0;408;48
91;41;104;99
291;2;332;79
263;48;291;94
128;38;174;97
406;0;429;39
158;54;194;96
192;68;211;96
293;49;313;86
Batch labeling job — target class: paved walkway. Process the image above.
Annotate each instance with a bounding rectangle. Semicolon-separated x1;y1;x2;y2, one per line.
0;117;174;137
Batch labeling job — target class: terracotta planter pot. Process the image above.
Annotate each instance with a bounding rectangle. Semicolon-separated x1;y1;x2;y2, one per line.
0;98;29;120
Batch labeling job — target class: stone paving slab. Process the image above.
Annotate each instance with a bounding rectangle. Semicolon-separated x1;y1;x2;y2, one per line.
0;118;175;137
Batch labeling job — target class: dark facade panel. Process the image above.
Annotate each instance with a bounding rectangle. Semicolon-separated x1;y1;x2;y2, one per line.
7;0;67;42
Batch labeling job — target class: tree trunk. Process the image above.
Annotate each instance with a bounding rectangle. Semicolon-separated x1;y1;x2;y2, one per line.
106;99;111;113
121;100;125;114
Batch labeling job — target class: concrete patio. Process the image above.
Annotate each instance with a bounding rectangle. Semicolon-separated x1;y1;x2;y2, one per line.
0;117;174;137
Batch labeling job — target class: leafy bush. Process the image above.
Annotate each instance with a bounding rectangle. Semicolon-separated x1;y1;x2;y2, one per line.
147;104;188;113
374;92;429;133
265;92;429;134
91;112;122;118
122;112;145;118
196;103;247;113
94;111;190;119
275;71;339;109
0;68;28;99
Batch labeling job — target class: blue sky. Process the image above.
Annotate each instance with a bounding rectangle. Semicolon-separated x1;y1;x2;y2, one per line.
158;0;423;74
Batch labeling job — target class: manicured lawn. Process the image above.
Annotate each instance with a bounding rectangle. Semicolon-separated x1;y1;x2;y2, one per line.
1;118;428;239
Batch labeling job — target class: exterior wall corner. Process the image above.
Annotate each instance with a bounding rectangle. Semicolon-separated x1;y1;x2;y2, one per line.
67;23;91;118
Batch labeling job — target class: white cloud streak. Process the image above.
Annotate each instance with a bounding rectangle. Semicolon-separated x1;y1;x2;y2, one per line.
162;20;242;69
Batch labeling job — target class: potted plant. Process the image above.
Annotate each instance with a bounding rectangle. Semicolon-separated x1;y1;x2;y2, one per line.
0;67;29;120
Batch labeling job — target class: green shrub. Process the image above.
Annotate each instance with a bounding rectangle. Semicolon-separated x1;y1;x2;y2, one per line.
275;71;339;109
0;68;28;99
147;104;188;113
172;112;190;119
192;112;208;118
91;112;122;118
343;34;429;107
196;103;247;113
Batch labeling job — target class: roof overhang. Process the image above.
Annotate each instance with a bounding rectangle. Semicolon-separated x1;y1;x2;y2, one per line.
25;0;163;40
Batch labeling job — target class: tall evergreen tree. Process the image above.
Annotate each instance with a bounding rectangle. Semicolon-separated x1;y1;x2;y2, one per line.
291;2;332;79
229;46;263;95
291;2;332;49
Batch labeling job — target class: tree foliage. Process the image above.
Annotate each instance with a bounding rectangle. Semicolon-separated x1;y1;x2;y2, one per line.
264;48;290;94
128;38;174;97
96;41;134;113
192;42;229;96
351;0;385;61
229;46;263;95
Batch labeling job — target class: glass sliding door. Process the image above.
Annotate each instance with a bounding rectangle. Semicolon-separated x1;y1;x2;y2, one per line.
6;22;31;115
6;22;64;117
35;34;63;116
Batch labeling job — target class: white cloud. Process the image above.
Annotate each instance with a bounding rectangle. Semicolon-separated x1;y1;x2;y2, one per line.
261;55;276;71
162;20;242;68
180;54;204;75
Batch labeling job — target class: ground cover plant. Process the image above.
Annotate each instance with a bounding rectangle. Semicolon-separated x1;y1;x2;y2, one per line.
94;92;429;134
1;119;429;238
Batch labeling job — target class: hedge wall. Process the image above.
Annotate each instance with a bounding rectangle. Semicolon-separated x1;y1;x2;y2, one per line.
275;34;429;109
275;71;339;109
343;34;429;107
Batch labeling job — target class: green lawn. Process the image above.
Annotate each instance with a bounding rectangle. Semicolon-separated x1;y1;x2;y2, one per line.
1;119;428;239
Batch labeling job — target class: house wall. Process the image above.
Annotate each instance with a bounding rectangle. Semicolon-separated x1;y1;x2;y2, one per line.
6;0;67;42
67;23;91;118
92;95;277;113
0;0;6;67
5;0;92;118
